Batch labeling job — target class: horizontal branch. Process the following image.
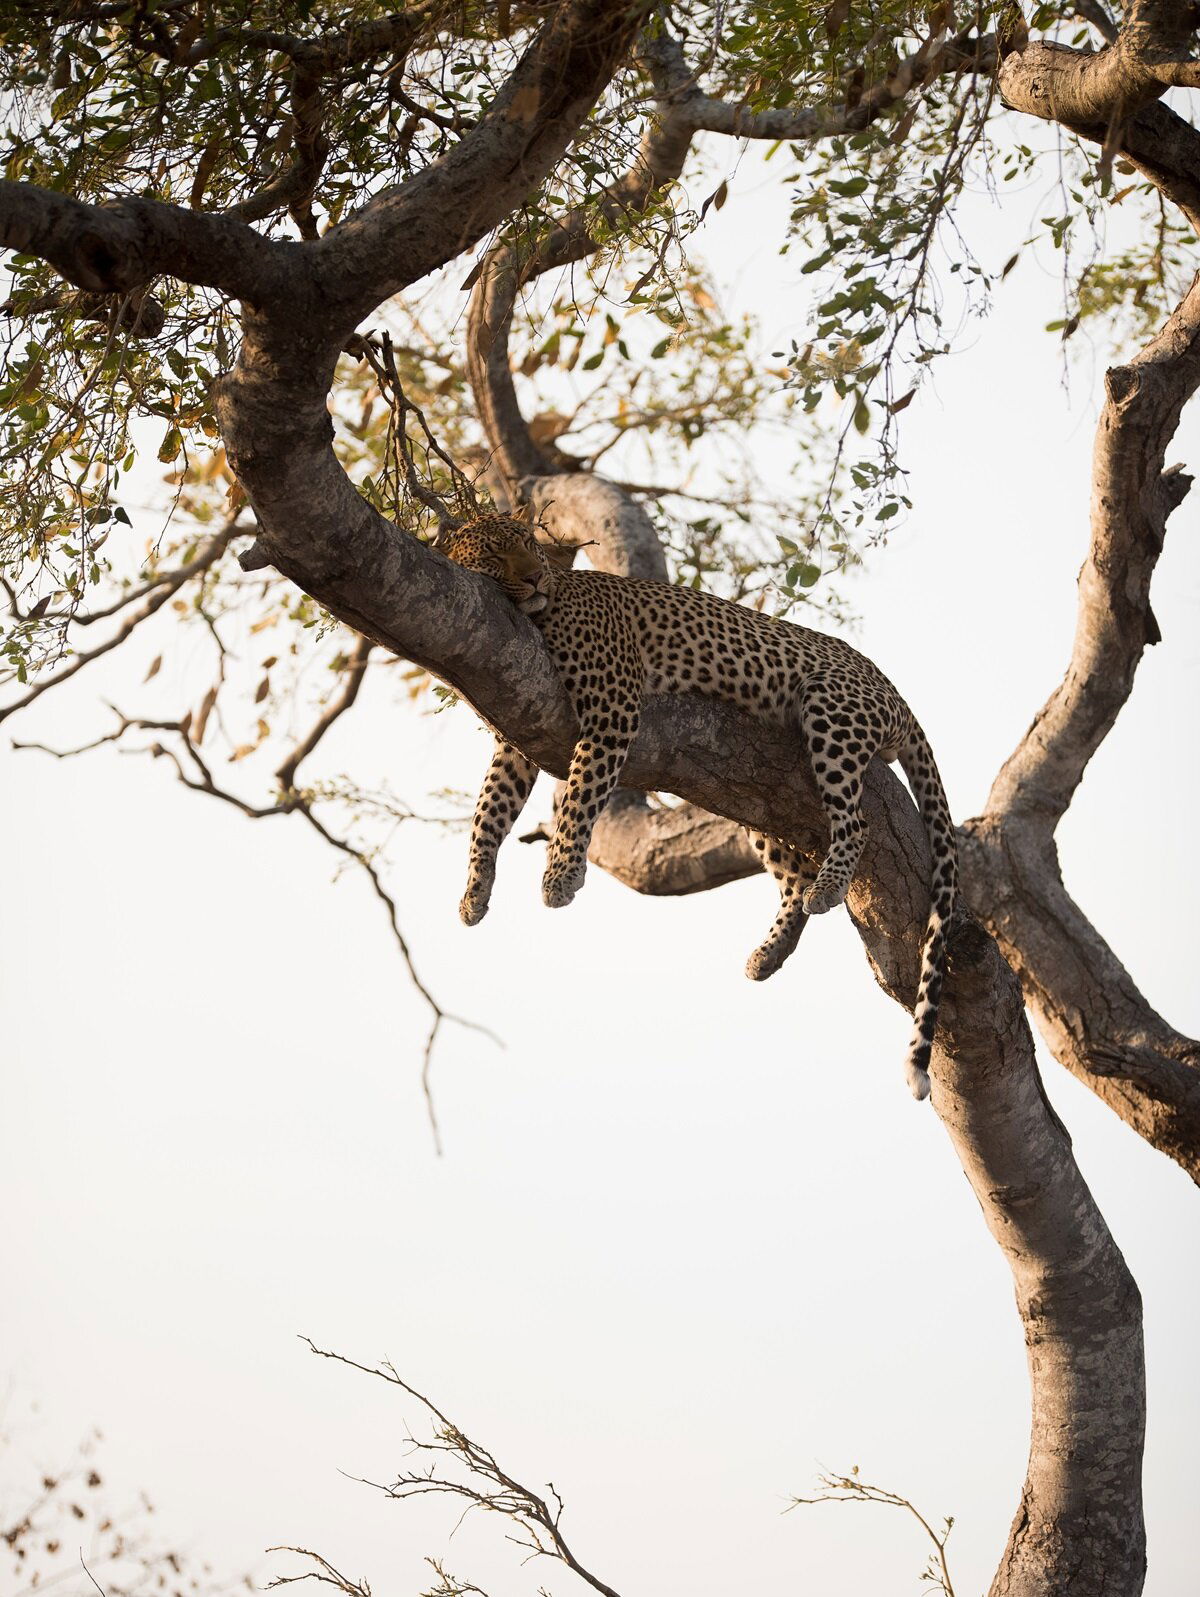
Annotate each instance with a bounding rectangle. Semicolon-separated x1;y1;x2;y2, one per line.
1000;2;1200;117
0;181;294;304
656;28;997;141
1000;10;1200;218
580;790;760;895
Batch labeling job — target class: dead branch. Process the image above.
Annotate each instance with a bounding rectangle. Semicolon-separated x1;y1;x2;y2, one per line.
276;634;373;792
790;1468;956;1597
12;683;492;1154
294;1341;623;1597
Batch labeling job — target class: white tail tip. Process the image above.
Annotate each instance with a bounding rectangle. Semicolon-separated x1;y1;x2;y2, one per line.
906;1063;931;1101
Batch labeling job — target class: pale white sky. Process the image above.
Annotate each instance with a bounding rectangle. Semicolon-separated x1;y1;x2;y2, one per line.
3;141;1199;1597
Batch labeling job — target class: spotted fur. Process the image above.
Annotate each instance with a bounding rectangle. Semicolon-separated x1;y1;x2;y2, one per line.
445;515;957;1099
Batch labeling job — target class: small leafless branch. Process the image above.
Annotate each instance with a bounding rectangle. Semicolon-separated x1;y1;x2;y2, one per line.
267;1547;371;1597
353;332;481;531
276;634;373;791
12;664;495;1153
295;1340;623;1597
789;1468;957;1597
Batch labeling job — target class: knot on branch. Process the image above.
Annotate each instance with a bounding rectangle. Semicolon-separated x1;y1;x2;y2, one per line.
1159;461;1193;512
944;914;995;989
1105;364;1141;406
238;541;274;572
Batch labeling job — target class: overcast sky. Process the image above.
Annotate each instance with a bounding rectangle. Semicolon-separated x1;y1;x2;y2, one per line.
3;142;1198;1597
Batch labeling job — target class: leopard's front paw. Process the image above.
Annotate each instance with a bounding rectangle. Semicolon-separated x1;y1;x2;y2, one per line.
459;886;492;926
542;862;584;909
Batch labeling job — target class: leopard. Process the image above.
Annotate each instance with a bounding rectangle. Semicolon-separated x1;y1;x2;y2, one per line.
443;513;957;1100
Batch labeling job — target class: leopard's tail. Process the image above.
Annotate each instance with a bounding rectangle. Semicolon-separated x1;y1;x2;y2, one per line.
898;722;958;1101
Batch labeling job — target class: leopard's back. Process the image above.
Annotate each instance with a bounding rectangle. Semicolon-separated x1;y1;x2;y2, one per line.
541;569;911;746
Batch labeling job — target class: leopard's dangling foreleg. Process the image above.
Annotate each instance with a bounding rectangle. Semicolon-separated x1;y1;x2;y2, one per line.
460;739;539;925
796;679;878;916
542;712;639;908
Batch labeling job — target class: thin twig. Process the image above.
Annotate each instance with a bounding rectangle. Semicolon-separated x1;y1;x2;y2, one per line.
293;1341;623;1597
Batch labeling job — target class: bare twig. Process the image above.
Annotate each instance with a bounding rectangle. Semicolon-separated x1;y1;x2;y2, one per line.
353;333;481;530
276;634;373;791
292;1341;623;1597
13;675;496;1153
789;1468;957;1597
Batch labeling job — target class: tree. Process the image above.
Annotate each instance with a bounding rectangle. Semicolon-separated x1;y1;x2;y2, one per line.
1;3;1197;1592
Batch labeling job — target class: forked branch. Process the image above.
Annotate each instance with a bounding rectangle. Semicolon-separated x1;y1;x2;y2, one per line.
961;272;1200;1179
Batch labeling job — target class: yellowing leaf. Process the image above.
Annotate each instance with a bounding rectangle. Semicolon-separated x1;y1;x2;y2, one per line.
193;684;218;744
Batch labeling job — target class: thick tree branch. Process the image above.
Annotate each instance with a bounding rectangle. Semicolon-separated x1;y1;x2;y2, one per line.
310;0;652;332
0;181;294;304
955;275;1200;1181
579;790;761;896
989;277;1200;822
999;2;1200;127
1000;12;1200;214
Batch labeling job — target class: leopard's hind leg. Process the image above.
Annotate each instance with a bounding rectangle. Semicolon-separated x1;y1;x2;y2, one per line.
744;830;814;980
798;682;876;915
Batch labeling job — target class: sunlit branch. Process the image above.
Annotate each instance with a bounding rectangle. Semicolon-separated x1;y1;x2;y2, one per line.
961;269;1200;1177
790;1469;957;1597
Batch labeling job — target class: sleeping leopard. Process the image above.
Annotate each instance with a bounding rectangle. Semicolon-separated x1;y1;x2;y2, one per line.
444;514;957;1100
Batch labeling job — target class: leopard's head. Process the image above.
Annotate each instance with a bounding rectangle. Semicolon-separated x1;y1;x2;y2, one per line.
443;515;557;618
